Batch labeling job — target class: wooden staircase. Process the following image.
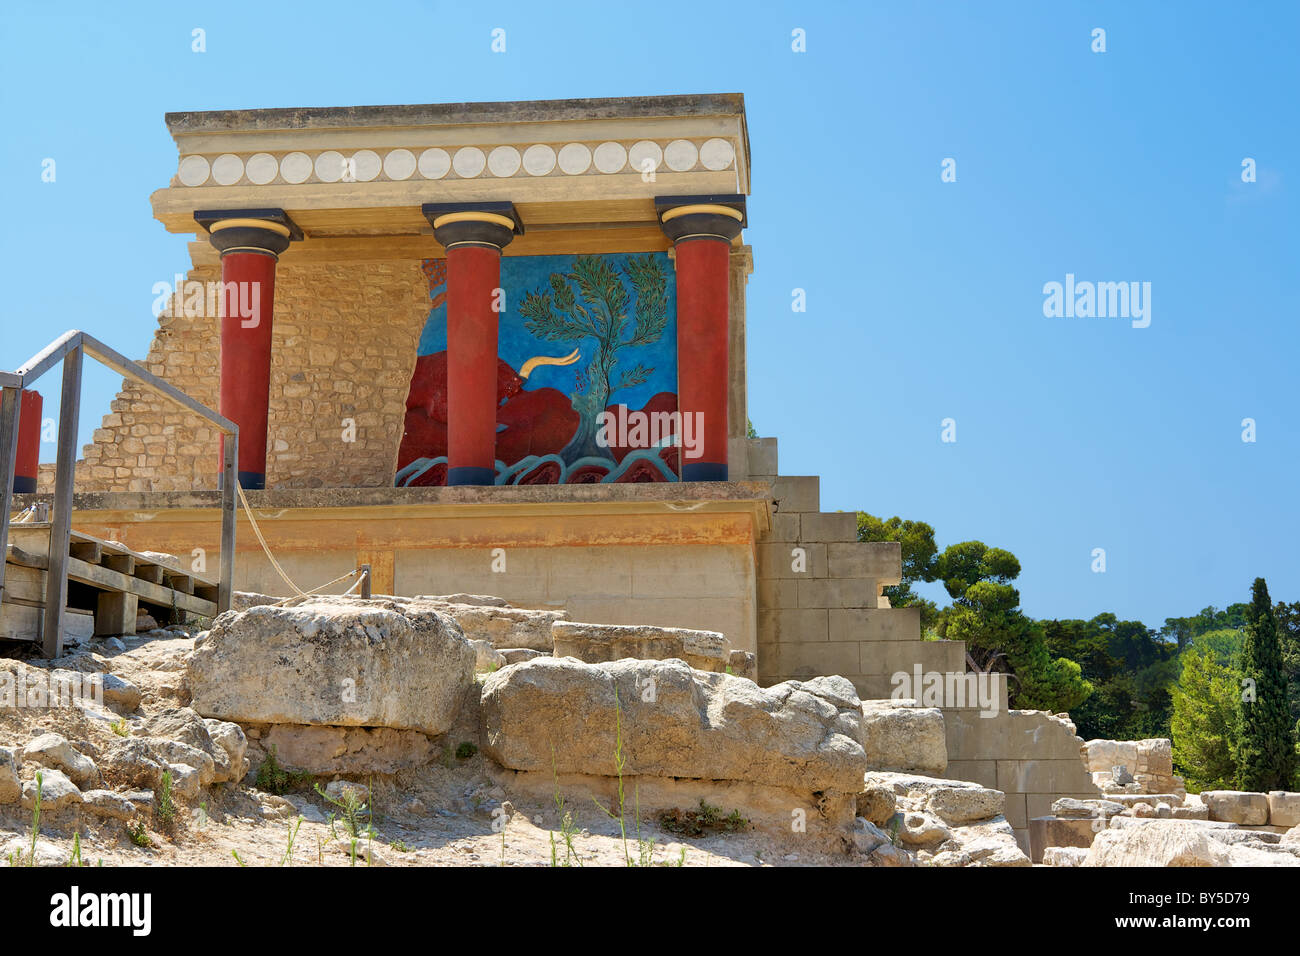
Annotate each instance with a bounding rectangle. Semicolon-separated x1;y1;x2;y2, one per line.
2;523;220;643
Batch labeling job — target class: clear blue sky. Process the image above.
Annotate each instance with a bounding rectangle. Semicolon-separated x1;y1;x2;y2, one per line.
1;1;1295;630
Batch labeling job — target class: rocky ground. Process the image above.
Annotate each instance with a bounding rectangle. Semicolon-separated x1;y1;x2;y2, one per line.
0;625;867;868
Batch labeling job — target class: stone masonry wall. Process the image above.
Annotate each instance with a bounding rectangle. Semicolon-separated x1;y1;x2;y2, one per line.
41;258;429;493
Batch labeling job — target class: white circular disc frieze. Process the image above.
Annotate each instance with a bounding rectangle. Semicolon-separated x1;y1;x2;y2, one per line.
314;150;345;183
384;148;417;180
351;149;382;182
700;138;735;171
177;155;210;186
452;147;486;178
664;139;699;172
522;144;556;176
628;140;662;174
488;146;522;177
418;148;451;179
558;143;591;175
280;151;313;184
593;141;627;173
211;154;245;185
245;153;279;185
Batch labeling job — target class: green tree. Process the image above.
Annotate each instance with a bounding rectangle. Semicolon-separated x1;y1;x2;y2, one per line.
944;580;1092;712
1273;600;1300;734
856;513;940;631
1237;578;1298;791
519;254;668;463
1170;643;1242;792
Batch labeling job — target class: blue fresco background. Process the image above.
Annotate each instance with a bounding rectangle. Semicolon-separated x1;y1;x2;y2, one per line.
416;252;679;412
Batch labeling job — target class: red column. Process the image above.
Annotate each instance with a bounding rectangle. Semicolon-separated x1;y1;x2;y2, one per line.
659;201;745;481
204;216;293;489
428;207;518;485
14;389;42;493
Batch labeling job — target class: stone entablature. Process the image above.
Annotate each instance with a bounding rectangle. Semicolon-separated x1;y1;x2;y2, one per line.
152;94;751;254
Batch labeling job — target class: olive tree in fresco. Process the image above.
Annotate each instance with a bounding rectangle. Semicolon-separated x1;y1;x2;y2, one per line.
519;253;668;463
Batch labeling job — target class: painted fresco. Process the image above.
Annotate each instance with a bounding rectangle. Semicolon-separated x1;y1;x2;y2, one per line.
396;253;681;485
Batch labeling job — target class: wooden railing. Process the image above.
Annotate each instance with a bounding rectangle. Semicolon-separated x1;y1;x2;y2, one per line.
0;330;238;656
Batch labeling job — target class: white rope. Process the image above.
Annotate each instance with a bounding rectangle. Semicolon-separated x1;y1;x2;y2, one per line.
235;481;369;606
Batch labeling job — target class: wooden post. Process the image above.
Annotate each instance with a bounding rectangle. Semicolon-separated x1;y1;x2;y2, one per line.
0;386;21;607
43;345;82;658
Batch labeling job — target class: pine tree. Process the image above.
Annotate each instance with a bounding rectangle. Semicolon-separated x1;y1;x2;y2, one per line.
1237;578;1299;791
1170;646;1240;791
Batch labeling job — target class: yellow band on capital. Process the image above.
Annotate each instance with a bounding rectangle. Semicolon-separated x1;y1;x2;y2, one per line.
209;218;292;237
660;204;743;224
431;211;516;230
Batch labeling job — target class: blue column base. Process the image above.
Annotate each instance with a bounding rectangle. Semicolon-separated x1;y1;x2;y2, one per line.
447;466;497;486
218;471;265;490
12;475;37;494
682;462;728;482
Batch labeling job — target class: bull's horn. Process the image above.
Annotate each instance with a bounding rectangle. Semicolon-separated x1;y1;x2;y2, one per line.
519;347;581;379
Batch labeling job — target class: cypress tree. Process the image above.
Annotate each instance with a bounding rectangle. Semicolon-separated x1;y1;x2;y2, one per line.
1238;578;1299;791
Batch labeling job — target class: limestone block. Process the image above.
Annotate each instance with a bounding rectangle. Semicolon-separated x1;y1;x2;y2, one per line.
551;620;728;672
860;700;947;774
481;658;867;793
792;511;856;544
187;598;474;736
1083;739;1138;774
1267;791;1300;829
827;541;902;585
771;475;819;513
1083;823;1232;867
1202;790;1270;826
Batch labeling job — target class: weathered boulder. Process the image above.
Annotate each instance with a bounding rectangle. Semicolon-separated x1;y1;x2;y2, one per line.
21;733;97;789
1043;846;1088;867
470;639;507;673
551;621;729;672
187;599;474;736
0;746;19;804
943;821;1031;867
1084;822;1231;866
81;789;138;821
252;724;439;775
101;673;142;711
1202;790;1270;826
412;597;562;650
898;810;950;847
926;783;1004;825
23;768;83;812
728;650;757;681
1284;825;1300;845
480;658;867;793
500;648;546;665
860;700;946;774
204;719;249;783
1267;791;1300;829
1052;797;1127;820
2;837;67;867
148;739;216;787
852;818;892;854
142;708;237;783
99;738;168;791
856;781;897;826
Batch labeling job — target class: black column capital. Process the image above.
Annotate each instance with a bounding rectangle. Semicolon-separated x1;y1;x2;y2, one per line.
195;208;301;257
423;202;523;251
655;194;746;243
